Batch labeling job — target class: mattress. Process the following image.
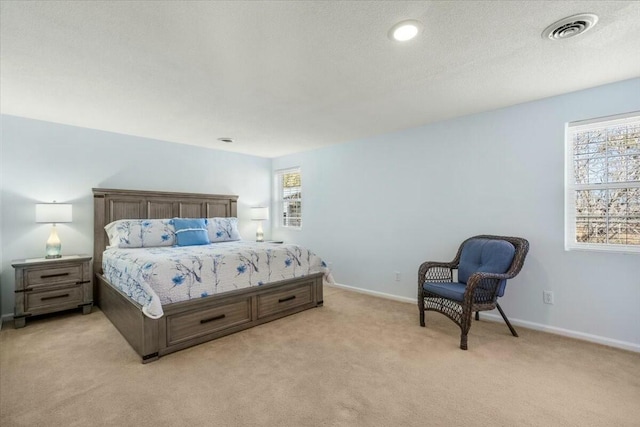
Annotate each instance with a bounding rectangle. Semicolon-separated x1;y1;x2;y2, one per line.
102;241;332;319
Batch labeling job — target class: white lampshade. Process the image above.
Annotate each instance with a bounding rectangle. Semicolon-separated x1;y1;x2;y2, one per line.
250;207;269;221
36;203;73;223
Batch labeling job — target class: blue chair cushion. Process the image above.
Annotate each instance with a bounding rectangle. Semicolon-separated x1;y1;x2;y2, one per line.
458;239;515;283
423;282;467;302
422;239;517;302
458;238;515;297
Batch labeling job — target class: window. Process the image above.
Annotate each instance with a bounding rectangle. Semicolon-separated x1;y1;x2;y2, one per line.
565;112;640;253
275;167;302;228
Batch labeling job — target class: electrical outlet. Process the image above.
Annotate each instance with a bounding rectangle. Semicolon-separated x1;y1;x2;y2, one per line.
395;271;401;282
543;290;554;305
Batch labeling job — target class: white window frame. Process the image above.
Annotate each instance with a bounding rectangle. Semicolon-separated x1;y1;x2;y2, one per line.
274;167;302;230
565;111;640;253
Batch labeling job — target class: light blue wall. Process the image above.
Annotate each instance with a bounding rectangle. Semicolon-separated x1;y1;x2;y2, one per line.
0;122;3;316
272;78;640;348
2;79;639;348
0;115;271;316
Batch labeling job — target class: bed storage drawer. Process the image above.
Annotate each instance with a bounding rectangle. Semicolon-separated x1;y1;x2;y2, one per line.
257;281;314;319
167;299;252;345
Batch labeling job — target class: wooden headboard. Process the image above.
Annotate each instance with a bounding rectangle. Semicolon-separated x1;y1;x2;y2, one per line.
92;188;238;282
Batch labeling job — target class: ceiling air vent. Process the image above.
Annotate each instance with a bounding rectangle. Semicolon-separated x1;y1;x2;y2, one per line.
542;13;598;40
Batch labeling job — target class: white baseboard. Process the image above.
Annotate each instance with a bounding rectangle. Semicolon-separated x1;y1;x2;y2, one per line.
328;282;417;304
478;312;640;353
328;283;640;353
0;313;14;330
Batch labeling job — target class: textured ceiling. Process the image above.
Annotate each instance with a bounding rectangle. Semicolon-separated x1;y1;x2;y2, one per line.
1;1;639;158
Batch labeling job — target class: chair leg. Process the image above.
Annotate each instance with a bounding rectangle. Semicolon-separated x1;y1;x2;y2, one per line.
496;303;518;337
419;308;425;327
459;307;473;350
475;311;479;321
460;334;468;350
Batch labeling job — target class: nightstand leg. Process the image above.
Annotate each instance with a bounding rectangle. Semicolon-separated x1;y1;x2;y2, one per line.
82;304;93;315
14;316;26;329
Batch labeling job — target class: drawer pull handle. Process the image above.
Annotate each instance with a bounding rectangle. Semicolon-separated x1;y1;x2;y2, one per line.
200;314;226;324
278;295;296;303
40;272;70;279
41;293;70;301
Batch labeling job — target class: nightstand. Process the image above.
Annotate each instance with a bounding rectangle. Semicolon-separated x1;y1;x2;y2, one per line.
12;255;93;328
263;240;284;244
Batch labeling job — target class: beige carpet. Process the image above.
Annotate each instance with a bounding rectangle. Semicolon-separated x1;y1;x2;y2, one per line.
1;286;638;427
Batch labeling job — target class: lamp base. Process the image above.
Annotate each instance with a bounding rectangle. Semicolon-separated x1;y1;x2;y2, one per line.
256;222;264;242
45;225;62;259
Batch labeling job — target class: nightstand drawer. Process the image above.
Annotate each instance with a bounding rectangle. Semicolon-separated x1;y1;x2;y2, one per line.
12;255;93;328
25;285;83;312
25;265;83;288
257;281;314;319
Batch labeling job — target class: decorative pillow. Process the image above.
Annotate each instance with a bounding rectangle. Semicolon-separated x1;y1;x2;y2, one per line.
173;218;210;246
105;219;176;248
206;217;242;242
140;219;176;247
104;220;143;248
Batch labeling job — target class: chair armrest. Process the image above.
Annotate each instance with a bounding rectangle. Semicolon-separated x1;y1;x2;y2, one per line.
463;272;510;305
418;261;457;285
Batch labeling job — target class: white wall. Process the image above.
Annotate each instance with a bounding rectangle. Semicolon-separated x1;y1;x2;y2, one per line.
272;78;640;350
0;115;272;316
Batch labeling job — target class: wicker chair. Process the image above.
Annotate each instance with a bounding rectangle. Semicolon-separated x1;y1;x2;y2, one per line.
418;235;529;350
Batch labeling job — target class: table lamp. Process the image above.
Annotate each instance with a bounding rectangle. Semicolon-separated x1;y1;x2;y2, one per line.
36;202;73;258
250;207;269;242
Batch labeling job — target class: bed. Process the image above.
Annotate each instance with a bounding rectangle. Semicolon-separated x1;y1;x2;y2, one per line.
93;188;326;363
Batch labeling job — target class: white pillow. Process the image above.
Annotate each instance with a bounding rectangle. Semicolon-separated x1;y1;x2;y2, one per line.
206;217;242;242
104;219;176;248
141;219;176;247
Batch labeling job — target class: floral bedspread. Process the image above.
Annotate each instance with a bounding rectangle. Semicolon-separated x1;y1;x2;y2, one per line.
102;241;333;319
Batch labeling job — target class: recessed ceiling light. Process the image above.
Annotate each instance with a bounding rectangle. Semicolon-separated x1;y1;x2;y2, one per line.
217;137;234;144
388;20;422;42
542;13;598;40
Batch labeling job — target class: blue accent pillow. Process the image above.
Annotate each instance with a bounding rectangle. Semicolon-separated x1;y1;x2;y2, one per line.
172;218;210;246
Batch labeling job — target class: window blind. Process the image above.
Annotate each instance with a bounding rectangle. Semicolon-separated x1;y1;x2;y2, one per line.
565;111;640;252
275;167;302;228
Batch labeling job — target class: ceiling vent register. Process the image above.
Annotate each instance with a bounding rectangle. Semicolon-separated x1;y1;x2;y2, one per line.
542;13;598;40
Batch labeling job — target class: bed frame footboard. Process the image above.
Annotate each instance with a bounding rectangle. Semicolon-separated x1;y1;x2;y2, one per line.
97;272;323;363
